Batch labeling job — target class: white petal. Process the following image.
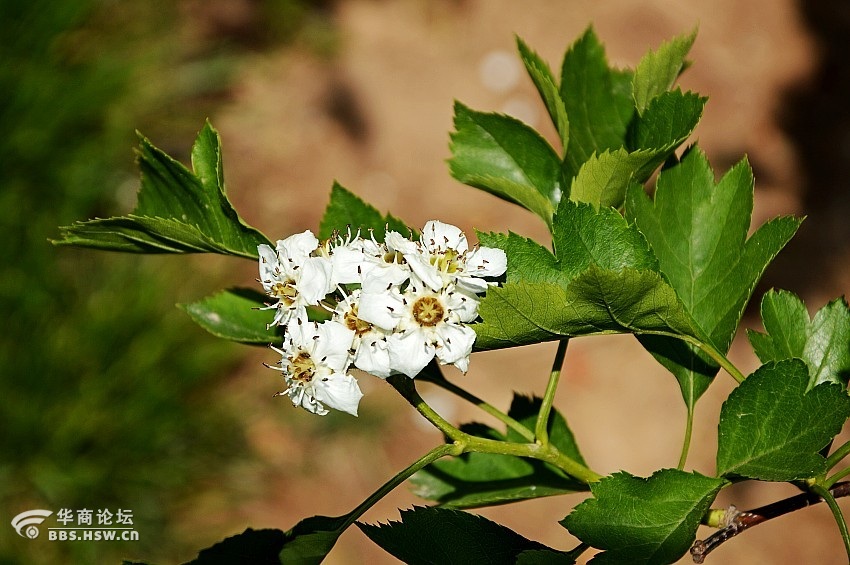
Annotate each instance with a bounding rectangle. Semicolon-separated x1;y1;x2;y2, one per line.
258;244;280;282
385;231;418;254
387;330;436;378
278;230;319;259
465;246;507;278
422;220;468;254
330;245;367;284
406;254;444;292
435;323;475;367
296;257;334;305
358;290;404;331
312;372;364;416
353;337;392;379
314;321;355;372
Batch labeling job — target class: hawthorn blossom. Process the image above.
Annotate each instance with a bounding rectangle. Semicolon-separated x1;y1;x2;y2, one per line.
396;220;507;293
357;278;477;377
258;230;334;327
332;289;394;379
269;318;363;416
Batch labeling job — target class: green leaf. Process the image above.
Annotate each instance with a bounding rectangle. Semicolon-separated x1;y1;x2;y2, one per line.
358;507;574;564
517;35;570;152
560;27;635;180
552;201;658;279
568;91;703;209
748;290;850;389
54;121;271;259
448;102;563;224
410;396;587;508
472;267;701;352
626;147;802;405
279;515;351;565
562;469;725;565
179;288;283;345
632;29;697;114
185;527;285;565
716;359;850;481
568;149;647;209
180;288;330;344
477;231;562;286
318;182;408;241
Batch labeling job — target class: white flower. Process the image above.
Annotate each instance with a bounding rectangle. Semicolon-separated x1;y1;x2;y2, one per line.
258;230;334;327
270;319;363;416
400;220;507;293
332;289;394;379
357;279;477;377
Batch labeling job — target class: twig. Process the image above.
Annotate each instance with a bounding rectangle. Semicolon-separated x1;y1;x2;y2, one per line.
690;481;850;563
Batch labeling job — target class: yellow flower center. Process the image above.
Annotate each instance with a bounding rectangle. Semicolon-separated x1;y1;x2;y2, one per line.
431;248;460;274
289;351;316;382
412;296;445;327
344;305;373;337
270;279;298;306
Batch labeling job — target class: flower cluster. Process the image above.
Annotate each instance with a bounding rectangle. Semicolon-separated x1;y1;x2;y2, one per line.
258;221;507;416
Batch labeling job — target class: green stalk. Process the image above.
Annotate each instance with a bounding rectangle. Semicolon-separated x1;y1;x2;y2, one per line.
644;330;747;384
387;374;603;484
825;467;850;490
810;483;850;562
826;440;850;472
417;365;534;442
536;339;569;445
677;403;694;470
341;442;462;529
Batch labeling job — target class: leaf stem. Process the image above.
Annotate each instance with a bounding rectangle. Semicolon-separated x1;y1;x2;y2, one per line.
416;363;535;442
826;440;850;472
536;339;569;445
677;404;694;470
342;442;462;530
825;466;850;489
810;483;850;562
647;331;746;384
387;374;602;484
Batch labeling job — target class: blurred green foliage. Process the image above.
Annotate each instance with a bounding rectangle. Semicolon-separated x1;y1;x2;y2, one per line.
0;0;335;562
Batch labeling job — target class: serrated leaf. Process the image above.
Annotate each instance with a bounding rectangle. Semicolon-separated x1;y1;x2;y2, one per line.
560;27;635;180
477;231;562;286
552;201;658;279
278;515;351;565
748;290;850;389
318;182;408;241
632;29;697;114
568;149;648;209
562;469;725;565
517;35;570;152
410;395;587;508
627;90;705;156
54;121;271;259
716;359;850;481
358;507;573;565
179;288;283;345
449;102;563;224
626;147;802;405
472;267;701;352
479;199;658;289
184;527;285;565
568;91;703;210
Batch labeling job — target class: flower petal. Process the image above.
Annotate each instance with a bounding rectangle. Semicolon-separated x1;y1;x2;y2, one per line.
312;372;364;416
387;330;435;378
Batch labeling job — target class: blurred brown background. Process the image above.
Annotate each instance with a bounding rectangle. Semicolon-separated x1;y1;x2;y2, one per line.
4;0;849;563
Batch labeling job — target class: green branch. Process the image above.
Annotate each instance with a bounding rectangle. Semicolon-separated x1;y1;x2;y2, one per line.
387;374;602;484
416;364;535;442
536;339;569;445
